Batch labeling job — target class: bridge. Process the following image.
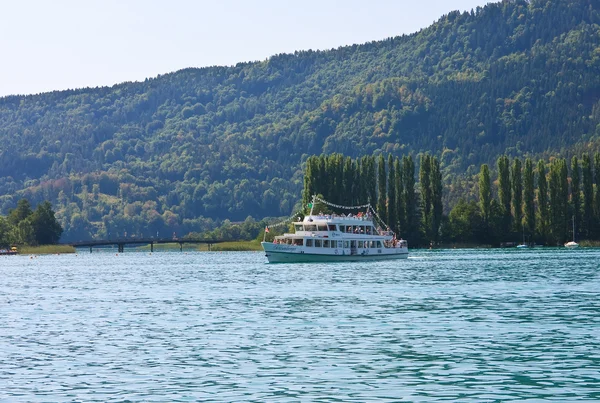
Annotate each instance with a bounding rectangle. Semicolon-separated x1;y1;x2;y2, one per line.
66;238;227;253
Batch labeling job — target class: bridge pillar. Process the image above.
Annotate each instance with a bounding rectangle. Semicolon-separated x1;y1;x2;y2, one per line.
151;242;154;253
208;243;211;252
179;242;183;252
90;246;92;253
118;243;124;253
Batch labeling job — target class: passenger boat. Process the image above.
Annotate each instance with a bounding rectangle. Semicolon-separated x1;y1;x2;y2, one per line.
261;197;408;263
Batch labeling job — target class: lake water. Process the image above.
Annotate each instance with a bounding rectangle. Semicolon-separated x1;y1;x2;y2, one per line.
1;248;599;402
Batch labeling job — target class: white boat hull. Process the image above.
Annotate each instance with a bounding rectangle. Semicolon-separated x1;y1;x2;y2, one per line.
262;242;408;263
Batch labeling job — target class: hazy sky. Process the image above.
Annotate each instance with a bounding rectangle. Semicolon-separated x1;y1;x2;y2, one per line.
0;0;491;97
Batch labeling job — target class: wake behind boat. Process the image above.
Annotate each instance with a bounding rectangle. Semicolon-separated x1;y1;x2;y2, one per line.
261;196;408;263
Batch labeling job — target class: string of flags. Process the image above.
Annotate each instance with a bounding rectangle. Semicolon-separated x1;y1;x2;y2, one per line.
313;196;371;210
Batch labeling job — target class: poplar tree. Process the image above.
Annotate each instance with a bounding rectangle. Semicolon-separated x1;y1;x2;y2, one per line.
343;156;353;206
511;158;523;231
479;164;491;227
387;154;396;232
367;156;377;208
394;157;404;233
419;154;432;240
581;153;593;238
523;158;535;239
570;156;580;237
497;155;512;235
595;152;600;237
537;160;549;242
403;156;417;242
431;156;443;243
377;154;387;224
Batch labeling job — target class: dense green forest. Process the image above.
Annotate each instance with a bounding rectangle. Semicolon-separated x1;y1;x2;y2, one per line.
1;0;599;241
303;152;600;246
0;199;63;247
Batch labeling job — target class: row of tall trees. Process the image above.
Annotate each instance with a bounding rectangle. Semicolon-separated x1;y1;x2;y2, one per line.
303;152;600;246
0;199;63;247
302;153;439;245
458;153;600;245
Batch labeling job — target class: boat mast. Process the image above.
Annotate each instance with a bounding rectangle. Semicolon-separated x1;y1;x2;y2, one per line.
309;195;316;217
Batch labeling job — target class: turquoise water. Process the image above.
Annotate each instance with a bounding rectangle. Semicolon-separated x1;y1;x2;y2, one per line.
1;248;599;402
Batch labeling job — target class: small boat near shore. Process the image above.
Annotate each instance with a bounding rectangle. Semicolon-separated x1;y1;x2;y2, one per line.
261;197;408;263
0;246;18;255
565;216;579;249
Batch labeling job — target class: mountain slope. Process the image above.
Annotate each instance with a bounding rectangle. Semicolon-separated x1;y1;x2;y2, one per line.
0;0;599;240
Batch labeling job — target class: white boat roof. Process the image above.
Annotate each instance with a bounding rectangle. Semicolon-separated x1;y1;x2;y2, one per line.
302;214;374;225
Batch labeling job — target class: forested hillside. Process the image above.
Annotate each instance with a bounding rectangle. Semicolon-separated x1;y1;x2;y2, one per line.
1;0;599;241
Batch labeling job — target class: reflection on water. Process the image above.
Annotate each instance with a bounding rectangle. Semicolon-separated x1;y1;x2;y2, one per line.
1;248;599;402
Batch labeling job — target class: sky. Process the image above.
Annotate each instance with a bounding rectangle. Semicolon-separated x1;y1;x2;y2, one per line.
0;0;491;97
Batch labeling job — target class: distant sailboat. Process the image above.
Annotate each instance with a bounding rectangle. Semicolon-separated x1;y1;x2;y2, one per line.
517;223;529;248
564;215;579;249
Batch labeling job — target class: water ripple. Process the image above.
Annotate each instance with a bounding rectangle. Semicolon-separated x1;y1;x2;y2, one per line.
1;249;599;401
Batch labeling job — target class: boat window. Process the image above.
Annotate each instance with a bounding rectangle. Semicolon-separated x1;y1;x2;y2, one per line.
293;239;303;246
318;225;328;231
344;241;349;248
346;226;352;233
366;226;372;235
376;241;382;248
358;241;364;248
306;224;317;232
305;239;313;247
294;224;303;232
315;240;322;247
338;241;343;248
328;224;337;231
323;240;330;248
331;242;337;248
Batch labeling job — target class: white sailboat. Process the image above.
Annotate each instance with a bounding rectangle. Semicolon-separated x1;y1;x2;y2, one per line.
516;223;529;248
564;215;579;249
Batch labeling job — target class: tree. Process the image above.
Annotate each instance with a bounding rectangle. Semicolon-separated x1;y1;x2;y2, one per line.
430;156;443;243
581;153;593;238
30;201;64;245
420;154;432;240
523;158;535;239
8;199;33;227
387;154;397;232
511;158;523;232
402;156;417;243
570;156;580;239
497;155;512;236
595;153;600;238
394;157;404;233
537;160;549;243
479;164;492;228
377;154;387;224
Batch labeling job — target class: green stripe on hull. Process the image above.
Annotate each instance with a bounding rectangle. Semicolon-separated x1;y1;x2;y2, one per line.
263;250;409;263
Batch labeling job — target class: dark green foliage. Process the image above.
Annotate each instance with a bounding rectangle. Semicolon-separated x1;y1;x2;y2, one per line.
430;157;443;243
419;154;432;239
570;156;581;237
479;164;492;227
511;158;522;231
377;155;387;224
1;198;63;246
1;0;600;240
387;155;397;232
523;158;535;238
595;153;600;236
30;201;63;245
581;154;593;237
497;155;512;236
537;160;549;242
402;156;417;243
393;157;404;233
